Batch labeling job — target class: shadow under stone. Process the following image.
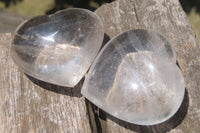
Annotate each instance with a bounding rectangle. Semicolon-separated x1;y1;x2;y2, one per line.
26;74;84;98
46;0;114;14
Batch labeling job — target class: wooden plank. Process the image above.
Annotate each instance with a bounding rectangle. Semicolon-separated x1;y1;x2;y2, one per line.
94;0;200;132
0;0;200;132
0;34;92;132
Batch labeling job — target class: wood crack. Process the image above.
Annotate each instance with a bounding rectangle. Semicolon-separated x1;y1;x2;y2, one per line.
133;3;142;28
85;99;102;133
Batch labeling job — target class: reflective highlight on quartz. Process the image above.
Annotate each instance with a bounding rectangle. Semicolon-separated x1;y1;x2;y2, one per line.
81;29;185;125
10;8;104;87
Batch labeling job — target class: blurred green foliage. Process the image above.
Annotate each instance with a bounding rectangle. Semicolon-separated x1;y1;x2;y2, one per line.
0;0;22;7
0;0;54;17
179;0;200;13
180;0;200;45
0;0;114;16
188;8;200;45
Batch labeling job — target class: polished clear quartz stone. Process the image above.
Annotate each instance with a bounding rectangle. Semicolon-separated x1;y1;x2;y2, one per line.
10;8;104;87
81;29;185;125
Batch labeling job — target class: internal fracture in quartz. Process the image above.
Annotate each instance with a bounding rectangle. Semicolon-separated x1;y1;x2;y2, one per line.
10;8;104;87
81;29;185;125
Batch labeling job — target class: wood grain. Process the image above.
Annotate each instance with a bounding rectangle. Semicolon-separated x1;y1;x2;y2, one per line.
0;0;200;132
0;34;92;132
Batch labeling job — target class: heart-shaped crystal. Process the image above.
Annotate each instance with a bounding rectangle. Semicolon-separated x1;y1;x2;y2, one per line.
81;29;185;125
10;8;104;87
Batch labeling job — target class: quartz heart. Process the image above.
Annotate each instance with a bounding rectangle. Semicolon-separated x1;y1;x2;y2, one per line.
81;29;185;125
10;8;104;87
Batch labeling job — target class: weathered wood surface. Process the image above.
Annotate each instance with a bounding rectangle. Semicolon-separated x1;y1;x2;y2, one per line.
95;0;200;132
0;34;92;132
0;0;200;132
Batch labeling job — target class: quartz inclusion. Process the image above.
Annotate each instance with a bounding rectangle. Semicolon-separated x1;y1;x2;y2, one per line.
11;8;104;87
81;29;185;125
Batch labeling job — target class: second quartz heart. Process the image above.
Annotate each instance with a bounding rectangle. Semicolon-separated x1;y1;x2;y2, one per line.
11;8;104;87
81;29;185;125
